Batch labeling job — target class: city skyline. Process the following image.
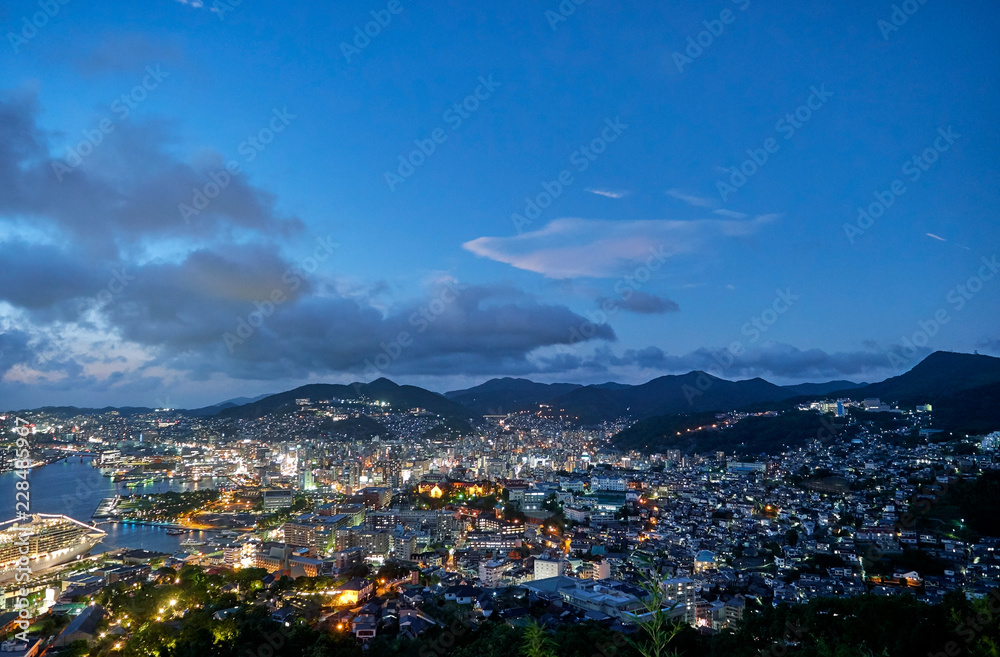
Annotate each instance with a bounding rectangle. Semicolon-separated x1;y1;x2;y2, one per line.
1;1;998;409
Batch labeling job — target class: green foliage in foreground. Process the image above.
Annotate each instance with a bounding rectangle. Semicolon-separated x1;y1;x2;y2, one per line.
78;588;1000;657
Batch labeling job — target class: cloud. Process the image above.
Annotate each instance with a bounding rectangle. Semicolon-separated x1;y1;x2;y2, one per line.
655;343;891;380
975;338;1000;355
0;329;35;376
0;91;302;261
0;241;105;311
529;342;894;382
0;90;623;407
200;283;616;379
667;190;753;221
463;215;776;278
598;290;679;314
0;277;617;403
585;188;629;199
666;189;716;208
925;232;970;250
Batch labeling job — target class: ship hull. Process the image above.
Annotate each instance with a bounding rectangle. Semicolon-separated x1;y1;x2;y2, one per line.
0;514;107;582
0;536;102;582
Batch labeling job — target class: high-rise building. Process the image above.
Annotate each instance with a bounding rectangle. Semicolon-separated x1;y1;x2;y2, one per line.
479;558;510;587
662;578;697;625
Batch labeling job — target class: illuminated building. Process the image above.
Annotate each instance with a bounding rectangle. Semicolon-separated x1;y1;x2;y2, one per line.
0;514;106;577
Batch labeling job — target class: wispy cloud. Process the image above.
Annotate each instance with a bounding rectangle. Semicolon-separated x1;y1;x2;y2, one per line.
666;189;716;208
713;208;748;219
585;188;629;199
463;214;778;279
925;232;970;250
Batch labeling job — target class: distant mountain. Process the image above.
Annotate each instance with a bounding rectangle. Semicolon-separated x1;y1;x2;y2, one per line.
444;378;583;415
781;380;864;396
16;405;155;418
183;403;237;417
450;352;1000;425
20;393;278;419
611;351;1000;454
216;378;472;421
217;393;272;407
445;375;865;424
837;351;1000;402
543;372;794;423
593;382;632;390
825;351;1000;435
183;393;273;417
14;352;998;438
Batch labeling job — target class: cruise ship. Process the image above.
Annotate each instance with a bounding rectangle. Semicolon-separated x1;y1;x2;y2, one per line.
0;514;106;580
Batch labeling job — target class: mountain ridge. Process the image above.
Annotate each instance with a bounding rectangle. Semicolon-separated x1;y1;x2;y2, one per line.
10;353;999;431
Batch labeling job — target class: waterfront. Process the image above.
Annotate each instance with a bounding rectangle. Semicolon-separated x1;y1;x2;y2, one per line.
0;458;225;554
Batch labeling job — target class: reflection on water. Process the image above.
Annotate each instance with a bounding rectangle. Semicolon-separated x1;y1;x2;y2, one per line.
0;457;226;553
97;522;220;554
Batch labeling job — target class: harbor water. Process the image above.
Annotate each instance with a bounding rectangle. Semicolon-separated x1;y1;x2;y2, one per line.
0;457;225;554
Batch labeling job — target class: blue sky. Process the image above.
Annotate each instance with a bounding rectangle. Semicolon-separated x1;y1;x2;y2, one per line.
0;0;998;408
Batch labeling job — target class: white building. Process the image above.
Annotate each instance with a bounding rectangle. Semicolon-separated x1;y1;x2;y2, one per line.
591;560;611;580
533;556;565;581
479;558;510;588
590;476;627;492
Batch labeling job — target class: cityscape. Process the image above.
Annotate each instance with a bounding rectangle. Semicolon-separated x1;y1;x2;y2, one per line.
1;2;999;657
1;351;999;656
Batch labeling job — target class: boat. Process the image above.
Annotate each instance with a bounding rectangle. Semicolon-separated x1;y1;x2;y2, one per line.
180;538;205;548
0;514;106;580
166;529;186;536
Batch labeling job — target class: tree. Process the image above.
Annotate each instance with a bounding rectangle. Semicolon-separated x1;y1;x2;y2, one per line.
785;528;799;547
521;619;557;657
504;507;528;524
343;563;371;579
628;557;684;657
377;561;412;582
59;640;89;657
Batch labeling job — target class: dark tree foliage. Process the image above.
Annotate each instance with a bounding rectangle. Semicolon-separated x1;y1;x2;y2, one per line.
919;470;1000;539
615;411;854;456
106;585;1000;657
